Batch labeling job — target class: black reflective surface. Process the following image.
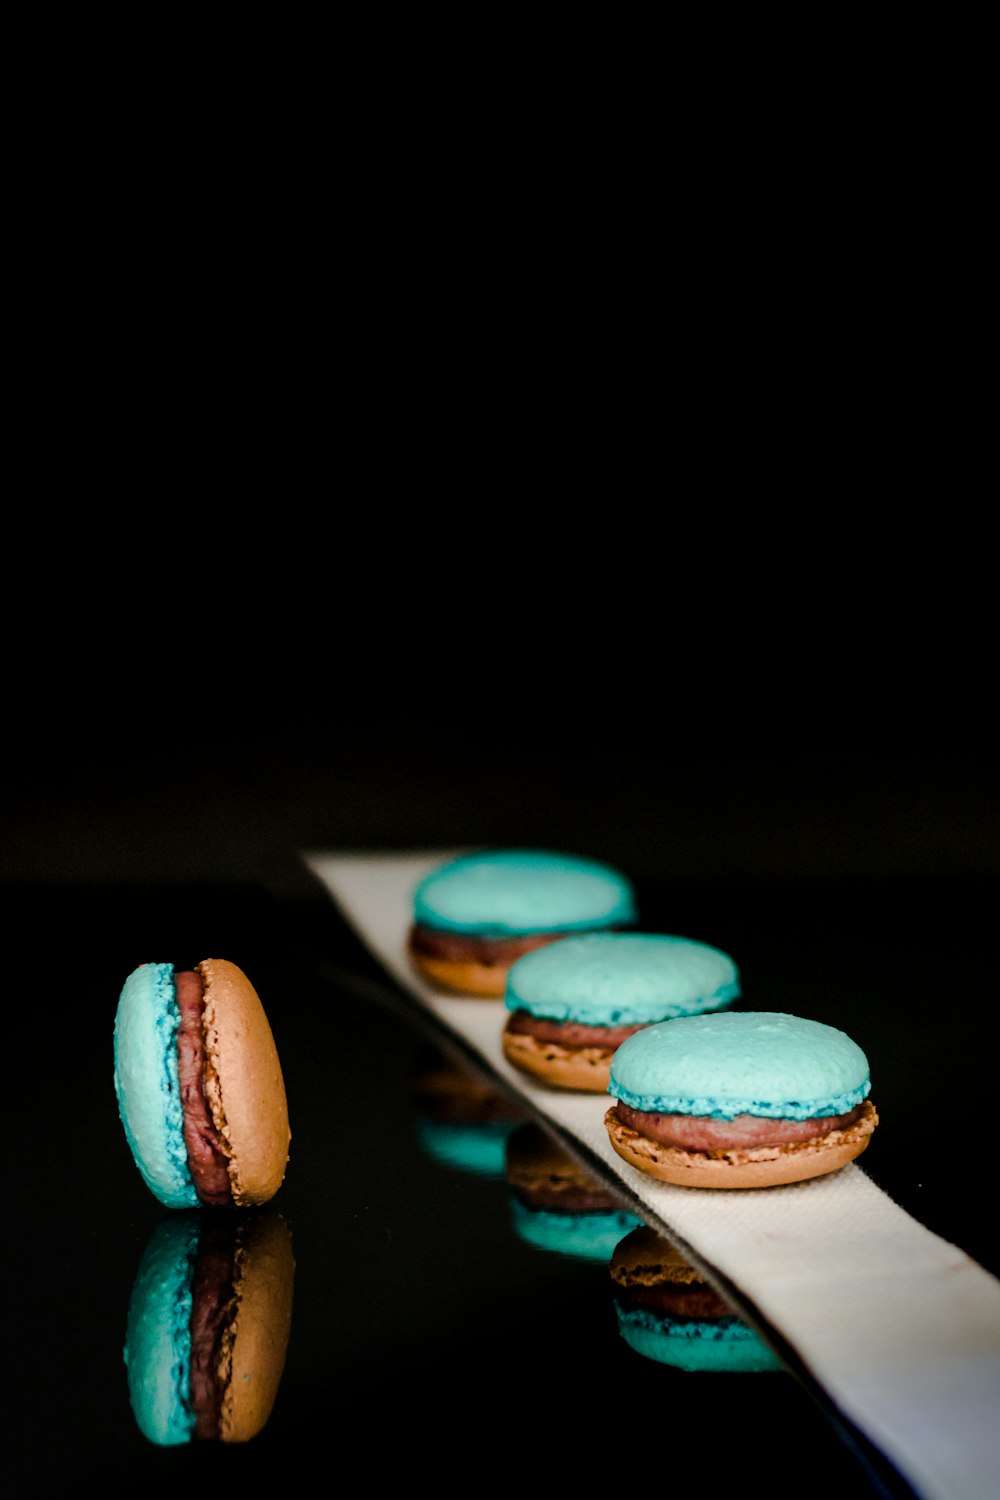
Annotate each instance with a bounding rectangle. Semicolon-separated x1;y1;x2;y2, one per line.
7;709;999;1500
9;857;996;1499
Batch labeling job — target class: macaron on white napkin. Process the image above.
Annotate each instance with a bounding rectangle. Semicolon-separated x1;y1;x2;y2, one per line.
304;849;1000;1500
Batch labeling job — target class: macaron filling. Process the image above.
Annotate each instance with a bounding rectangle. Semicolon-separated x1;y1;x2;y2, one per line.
505;1123;634;1214
614;1274;733;1321
409;926;562;964
175;967;234;1207
187;1218;238;1439
611;1100;866;1152
505;1010;646;1050
510;1174;628;1215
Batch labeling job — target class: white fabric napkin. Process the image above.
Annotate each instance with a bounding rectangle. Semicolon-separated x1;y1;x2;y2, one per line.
304;849;1000;1500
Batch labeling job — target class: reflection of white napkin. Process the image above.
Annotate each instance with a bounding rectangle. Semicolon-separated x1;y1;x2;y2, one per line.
305;850;1000;1500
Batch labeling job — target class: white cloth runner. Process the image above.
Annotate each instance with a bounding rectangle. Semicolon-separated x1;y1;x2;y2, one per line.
304;850;1000;1500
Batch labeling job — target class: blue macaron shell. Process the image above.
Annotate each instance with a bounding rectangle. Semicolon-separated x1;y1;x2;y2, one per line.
113;963;199;1208
509;1197;643;1261
505;932;740;1024
415;1118;519;1178
614;1305;784;1373
123;1215;200;1445
608;1011;871;1121
413;849;637;936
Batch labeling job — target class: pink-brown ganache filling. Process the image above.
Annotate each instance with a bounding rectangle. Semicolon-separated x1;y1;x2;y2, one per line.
613;1101;865;1152
505;1009;647;1050
409;925;563;965
187;1220;237;1437
175;969;233;1206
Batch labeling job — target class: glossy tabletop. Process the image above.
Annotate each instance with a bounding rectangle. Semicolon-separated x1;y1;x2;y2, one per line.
8;853;997;1498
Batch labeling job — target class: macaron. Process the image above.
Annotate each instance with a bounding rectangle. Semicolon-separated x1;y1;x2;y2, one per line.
408;848;637;997
505;1122;642;1261
610;1225;783;1372
113;959;291;1208
412;1046;527;1177
605;1011;878;1189
502;931;740;1092
124;1210;295;1445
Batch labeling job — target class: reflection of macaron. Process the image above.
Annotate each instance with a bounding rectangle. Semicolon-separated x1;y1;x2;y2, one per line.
505;1122;642;1260
610;1225;783;1372
412;1047;527;1177
605;1011;878;1189
124;1211;295;1445
408;848;637;997
502;932;740;1092
114;959;291;1208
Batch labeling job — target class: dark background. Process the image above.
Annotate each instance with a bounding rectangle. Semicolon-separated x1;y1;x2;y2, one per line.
5;600;998;1499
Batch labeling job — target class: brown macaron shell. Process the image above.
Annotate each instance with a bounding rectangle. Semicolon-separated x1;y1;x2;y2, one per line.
505;1122;623;1211
220;1214;296;1443
604;1099;878;1190
413;1052;525;1125
409;951;512;997
610;1225;710;1288
199;959;291;1206
610;1226;736;1319
501;1027;614;1091
408;927;568;997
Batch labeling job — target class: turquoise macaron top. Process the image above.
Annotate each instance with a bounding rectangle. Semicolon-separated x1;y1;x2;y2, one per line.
608;1011;871;1121
505;932;740;1024
509;1197;643;1262
113;963;199;1209
123;1215;200;1445
415;1117;519;1178
412;849;637;936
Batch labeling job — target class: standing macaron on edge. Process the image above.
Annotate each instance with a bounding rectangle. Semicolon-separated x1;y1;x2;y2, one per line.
114;958;291;1209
